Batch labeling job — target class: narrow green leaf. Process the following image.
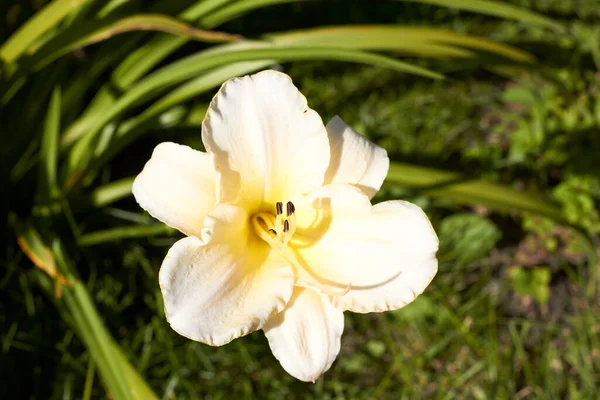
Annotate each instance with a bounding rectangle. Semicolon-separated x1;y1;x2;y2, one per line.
92;61;271;169
62;85;118;148
65;44;443;188
82;359;95;400
41;86;61;197
199;0;309;28
0;0;95;63
115;60;272;141
52;241;158;400
91;177;135;207
78;224;175;246
28;14;240;71
397;0;564;31
270;26;534;62
112;0;306;89
386;162;564;221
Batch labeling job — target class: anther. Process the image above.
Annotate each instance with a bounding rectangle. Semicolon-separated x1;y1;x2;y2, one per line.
276;202;283;216
286;201;295;216
283;220;290;233
269;229;277;235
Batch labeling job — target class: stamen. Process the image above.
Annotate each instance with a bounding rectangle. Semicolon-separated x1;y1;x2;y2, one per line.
286;201;295;216
276;202;283;216
251;211;352;299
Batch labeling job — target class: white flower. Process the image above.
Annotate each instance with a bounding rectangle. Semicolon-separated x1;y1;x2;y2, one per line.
132;70;438;382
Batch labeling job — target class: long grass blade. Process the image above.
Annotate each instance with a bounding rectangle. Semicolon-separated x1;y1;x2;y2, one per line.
78;225;175;246
397;0;564;31
112;0;307;89
386;162;564;221
65;45;443;186
40;86;61;198
26;14;240;71
270;25;535;62
0;0;95;63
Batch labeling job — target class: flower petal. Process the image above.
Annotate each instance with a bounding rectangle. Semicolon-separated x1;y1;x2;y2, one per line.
324;116;389;199
160;205;295;346
132;142;217;237
333;253;438;313
291;184;438;312
263;287;344;382
202;70;330;211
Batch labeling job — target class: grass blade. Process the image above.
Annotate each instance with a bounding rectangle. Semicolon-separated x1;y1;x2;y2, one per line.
0;0;95;63
112;0;307;89
40;86;61;198
397;0;564;31
386;162;564;221
16;224;158;399
78;225;174;246
27;14;240;71
270;25;535;62
65;45;443;186
91;177;135;207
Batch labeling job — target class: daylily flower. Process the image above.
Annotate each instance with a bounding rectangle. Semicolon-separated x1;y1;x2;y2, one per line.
132;70;438;382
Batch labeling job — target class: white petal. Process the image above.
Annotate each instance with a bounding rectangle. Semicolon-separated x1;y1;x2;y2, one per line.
202;70;330;211
333;254;438;313
263;287;344;382
160;205;295;346
324;116;389;199
291;184;438;312
132;142;217;237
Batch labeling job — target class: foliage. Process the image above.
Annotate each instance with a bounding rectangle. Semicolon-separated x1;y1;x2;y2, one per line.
1;0;599;399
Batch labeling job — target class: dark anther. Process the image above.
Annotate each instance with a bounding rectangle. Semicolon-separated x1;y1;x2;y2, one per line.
283;220;290;233
276;202;283;215
286;201;295;216
269;229;277;235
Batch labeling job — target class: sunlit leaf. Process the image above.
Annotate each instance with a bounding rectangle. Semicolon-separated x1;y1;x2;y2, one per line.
0;0;95;63
65;45;443;187
112;0;308;89
270;26;534;62
79;224;175;246
27;14;240;71
397;0;564;31
386;162;564;221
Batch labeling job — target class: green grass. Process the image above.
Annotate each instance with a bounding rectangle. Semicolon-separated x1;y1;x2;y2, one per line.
1;0;599;398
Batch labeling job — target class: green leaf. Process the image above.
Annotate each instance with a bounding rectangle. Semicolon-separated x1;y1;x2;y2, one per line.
386;162;564;221
439;213;501;266
52;241;159;400
199;0;310;28
270;26;534;62
110;61;273;151
40;86;61;198
397;0;564;31
111;0;307;89
16;224;158;399
0;0;95;63
65;45;443;187
508;266;551;304
91;177;135;208
27;14;240;71
78;224;175;246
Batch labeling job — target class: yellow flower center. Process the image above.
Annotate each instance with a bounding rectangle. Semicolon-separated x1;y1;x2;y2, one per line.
251;201;297;251
251;201;352;297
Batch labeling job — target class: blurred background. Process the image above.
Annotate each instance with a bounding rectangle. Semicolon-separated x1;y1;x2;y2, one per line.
1;0;599;398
